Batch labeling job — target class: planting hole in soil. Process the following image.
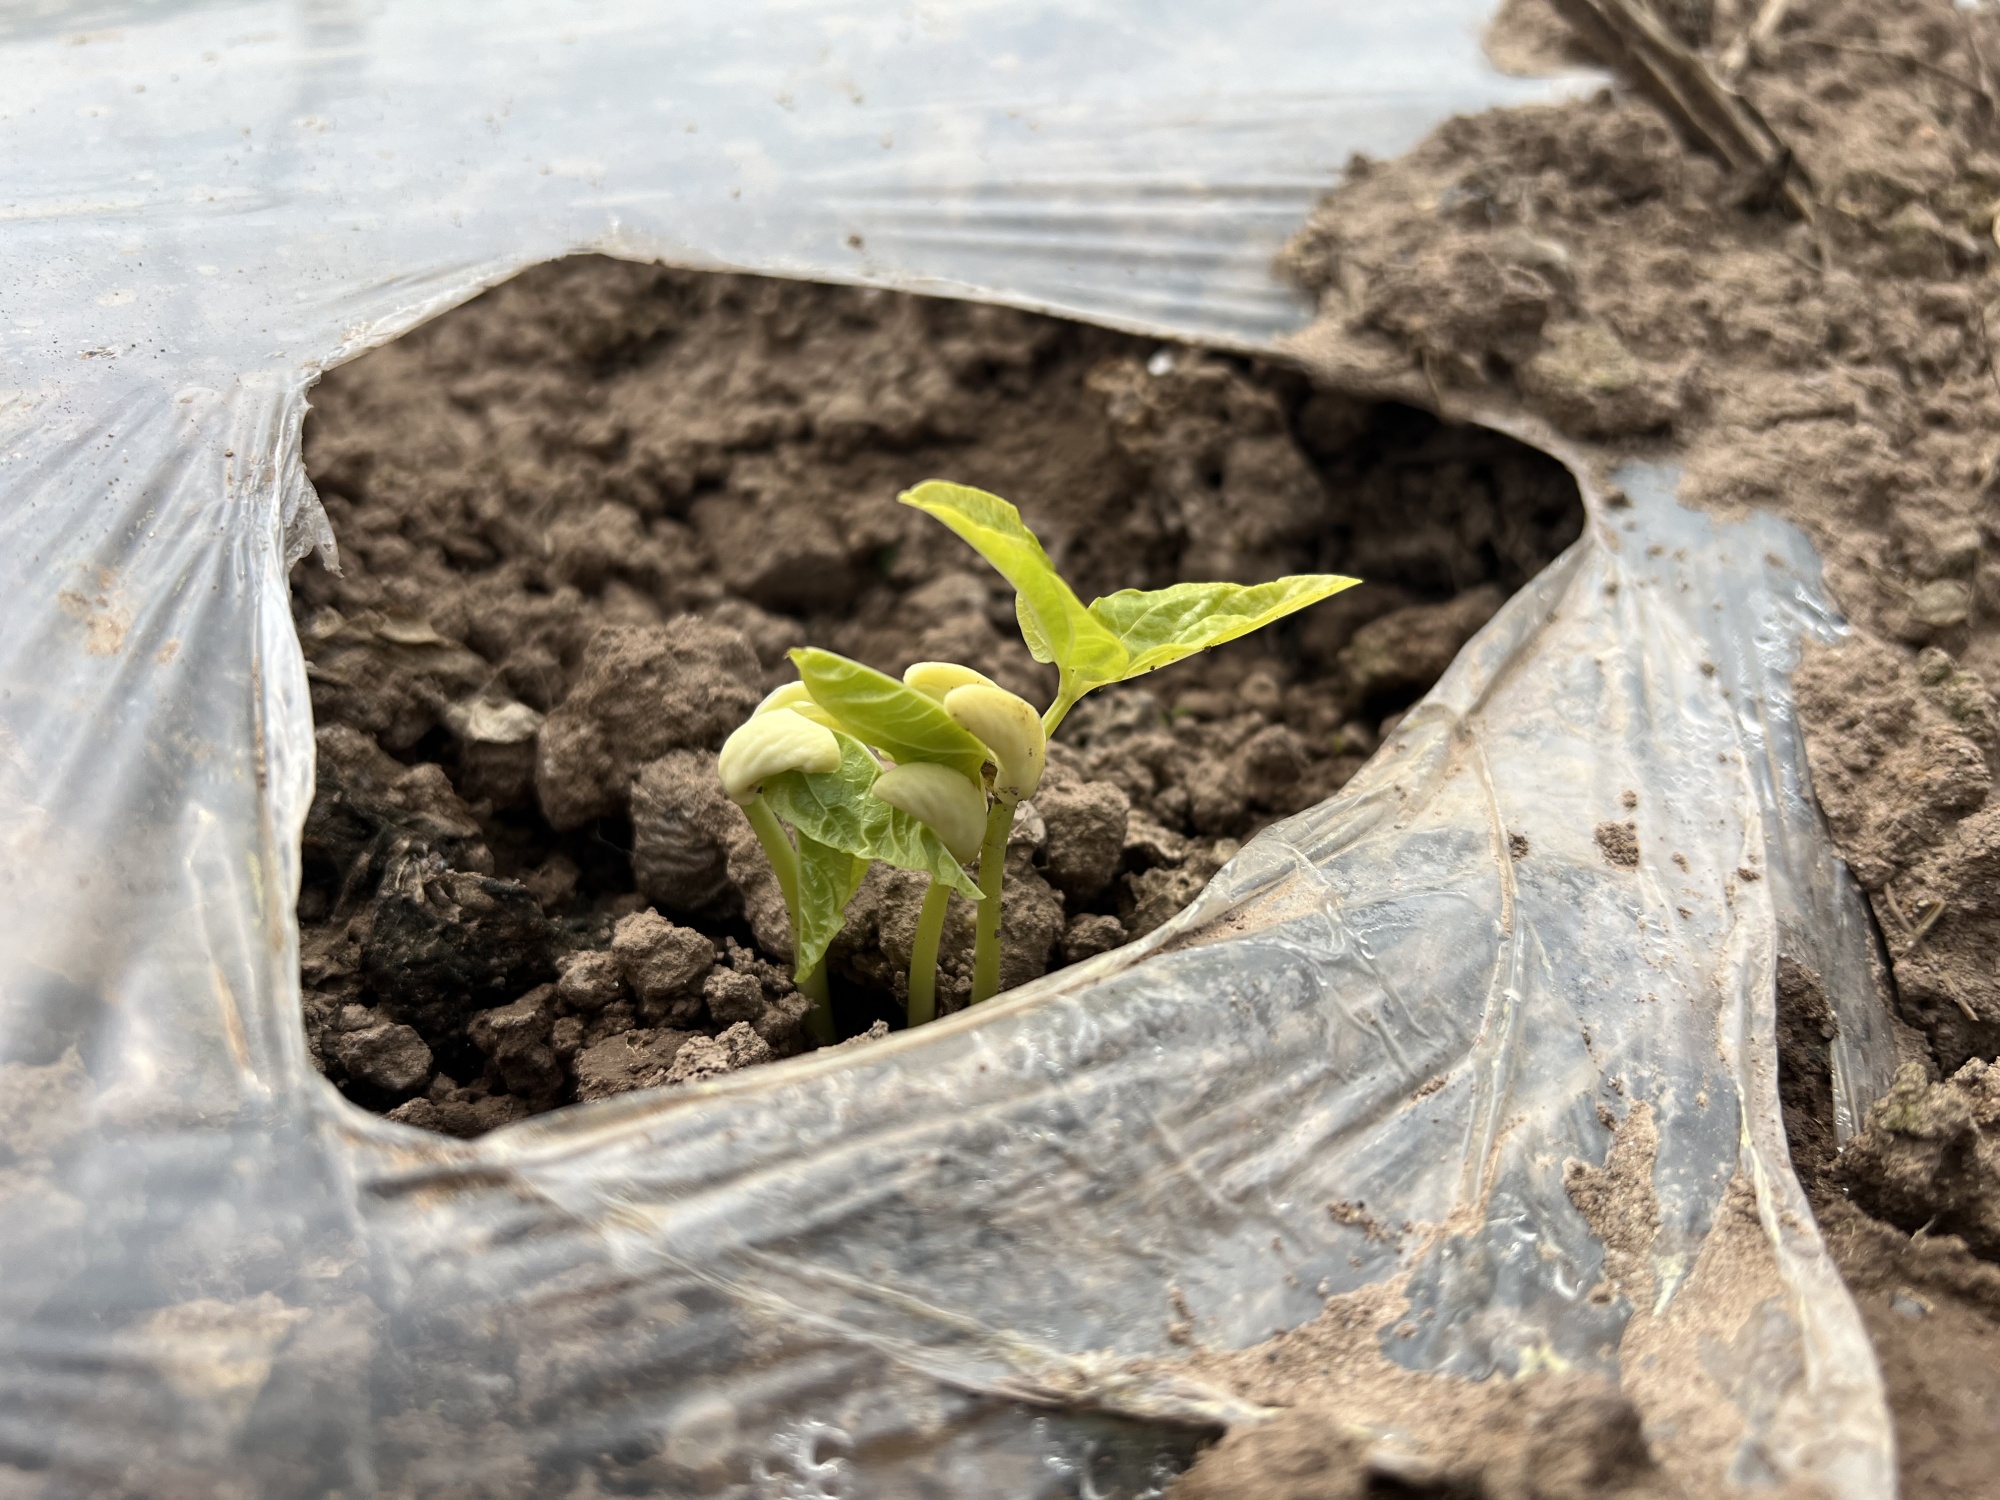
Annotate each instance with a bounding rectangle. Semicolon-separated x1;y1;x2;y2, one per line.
292;257;1583;1137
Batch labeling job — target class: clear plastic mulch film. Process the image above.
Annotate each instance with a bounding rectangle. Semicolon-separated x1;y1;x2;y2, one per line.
0;2;1905;1496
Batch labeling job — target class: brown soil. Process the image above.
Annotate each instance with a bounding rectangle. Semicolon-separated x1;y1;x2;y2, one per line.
1162;0;2000;1494
292;259;1582;1137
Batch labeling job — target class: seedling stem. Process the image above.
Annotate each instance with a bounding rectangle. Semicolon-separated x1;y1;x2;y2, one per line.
907;879;953;1025
744;794;833;1039
970;795;1017;1003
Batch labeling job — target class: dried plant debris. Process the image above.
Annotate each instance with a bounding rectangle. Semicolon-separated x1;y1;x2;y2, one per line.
294;259;1581;1134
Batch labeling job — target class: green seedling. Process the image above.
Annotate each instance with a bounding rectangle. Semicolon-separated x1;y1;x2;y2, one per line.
717;699;843;1040
779;647;993;1024
717;479;1358;1032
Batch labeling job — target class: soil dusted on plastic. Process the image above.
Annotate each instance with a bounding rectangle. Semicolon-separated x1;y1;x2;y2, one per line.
292;259;1582;1138
1170;1106;1686;1499
1159;0;2000;1494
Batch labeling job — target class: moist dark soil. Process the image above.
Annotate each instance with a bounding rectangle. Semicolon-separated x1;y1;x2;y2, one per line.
292;259;1582;1139
1158;0;2000;1494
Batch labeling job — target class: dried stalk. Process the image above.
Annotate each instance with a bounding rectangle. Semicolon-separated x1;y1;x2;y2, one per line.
1718;0;1793;80
1546;0;1815;221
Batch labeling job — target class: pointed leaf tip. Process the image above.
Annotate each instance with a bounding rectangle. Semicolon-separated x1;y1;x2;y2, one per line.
1087;575;1361;677
897;481;1126;698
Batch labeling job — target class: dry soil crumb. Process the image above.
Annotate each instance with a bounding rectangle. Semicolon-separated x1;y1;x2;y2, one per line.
1795;634;1999;1072
1564;1100;1663;1309
1840;1057;2000;1259
1594;818;1641;867
1170;1379;1673;1500
1817;1196;2000;1500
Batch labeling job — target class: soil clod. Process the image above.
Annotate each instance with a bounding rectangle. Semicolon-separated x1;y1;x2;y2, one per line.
1594;819;1641;868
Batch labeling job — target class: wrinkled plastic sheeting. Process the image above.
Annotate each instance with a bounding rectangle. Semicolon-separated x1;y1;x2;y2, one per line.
0;2;1904;1497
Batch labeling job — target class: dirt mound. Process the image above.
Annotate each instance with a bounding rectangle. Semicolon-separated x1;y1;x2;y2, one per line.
1164;0;2000;1493
1842;1059;2000;1257
294;259;1581;1136
1174;1375;1672;1500
1281;0;2000;706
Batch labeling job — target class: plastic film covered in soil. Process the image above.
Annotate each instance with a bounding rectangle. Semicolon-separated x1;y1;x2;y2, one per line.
0;4;1904;1498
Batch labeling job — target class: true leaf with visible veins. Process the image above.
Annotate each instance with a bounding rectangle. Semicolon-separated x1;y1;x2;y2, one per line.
793;832;870;981
762;733;982;900
1089;575;1360;678
898;482;1126;711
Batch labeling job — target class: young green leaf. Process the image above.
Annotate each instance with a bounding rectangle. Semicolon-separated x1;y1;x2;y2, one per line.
1088;575;1360;677
762;732;983;899
789;647;990;783
898;481;1127;693
793;832;869;981
1012;594;1057;665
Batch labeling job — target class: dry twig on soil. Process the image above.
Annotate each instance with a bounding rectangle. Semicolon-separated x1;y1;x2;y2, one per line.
1547;0;1815;219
